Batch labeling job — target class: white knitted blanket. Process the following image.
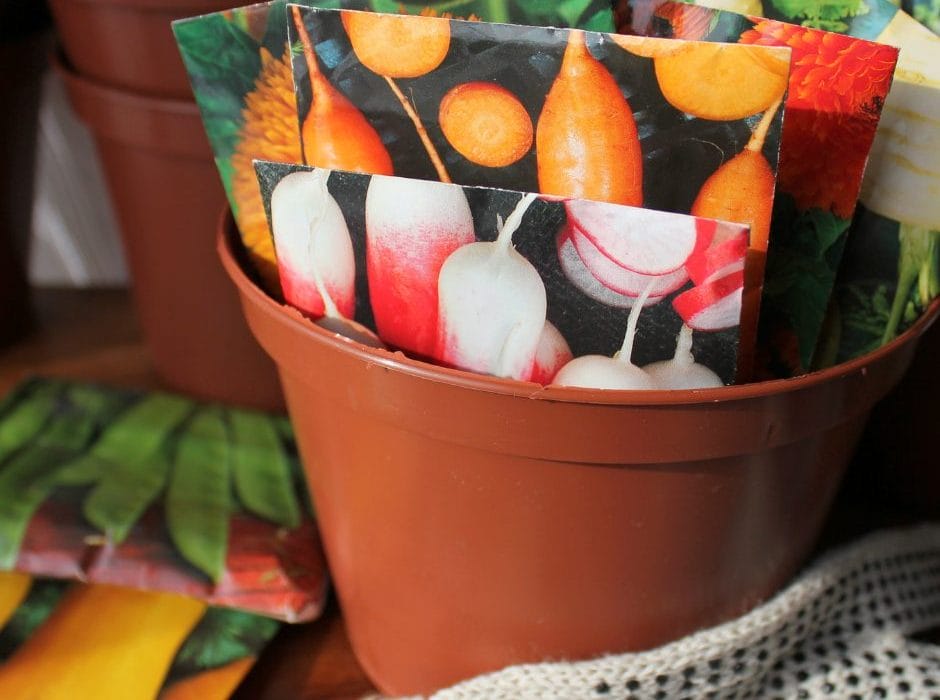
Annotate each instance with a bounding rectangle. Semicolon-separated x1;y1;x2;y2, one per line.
382;524;940;700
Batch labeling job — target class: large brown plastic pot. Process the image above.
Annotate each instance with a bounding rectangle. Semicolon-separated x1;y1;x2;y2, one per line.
58;59;283;411
48;0;231;98
219;214;939;696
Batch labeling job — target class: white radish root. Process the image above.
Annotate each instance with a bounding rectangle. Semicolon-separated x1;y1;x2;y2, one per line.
645;325;723;389
551;280;658;389
365;175;475;357
436;193;547;380
271;169;382;347
528;321;573;384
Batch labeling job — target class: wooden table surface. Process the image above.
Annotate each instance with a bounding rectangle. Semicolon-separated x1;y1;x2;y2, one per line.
0;287;933;699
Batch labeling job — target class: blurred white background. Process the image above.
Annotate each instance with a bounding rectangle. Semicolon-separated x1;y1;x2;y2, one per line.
28;68;127;287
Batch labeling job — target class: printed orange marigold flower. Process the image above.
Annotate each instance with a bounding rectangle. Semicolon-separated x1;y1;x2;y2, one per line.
230;45;303;295
741;20;896;218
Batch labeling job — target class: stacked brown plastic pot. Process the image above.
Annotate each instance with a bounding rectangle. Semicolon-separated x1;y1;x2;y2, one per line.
218;214;940;696
49;0;283;410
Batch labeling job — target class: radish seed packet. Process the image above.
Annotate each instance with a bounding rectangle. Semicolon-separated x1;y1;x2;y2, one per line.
0;378;326;623
286;7;791;379
254;162;751;388
625;0;899;377
172;0;616;295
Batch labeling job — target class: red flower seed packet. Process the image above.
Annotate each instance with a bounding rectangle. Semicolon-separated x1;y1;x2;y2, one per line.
628;1;899;376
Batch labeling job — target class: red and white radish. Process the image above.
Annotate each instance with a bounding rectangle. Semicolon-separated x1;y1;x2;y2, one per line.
436;193;546;380
566;199;698;275
556;226;665;308
528;320;573;384
685;221;748;286
672;269;744;331
365;175;475;357
645;324;723;389
270;169;356;321
551;281;657;390
570;226;689;297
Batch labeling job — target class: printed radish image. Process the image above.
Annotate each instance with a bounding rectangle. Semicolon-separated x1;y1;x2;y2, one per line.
365;175;475;357
551;283;658;389
570;227;690;298
528;321;573;384
684;221;748;286
436;193;546;380
536;29;643;206
556;228;651;308
292;7;393;176
256;161;747;386
270;170;356;321
567;199;698;276
645;325;724;389
673;269;745;331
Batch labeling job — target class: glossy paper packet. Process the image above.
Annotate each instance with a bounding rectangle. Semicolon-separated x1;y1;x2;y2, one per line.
0;378;326;623
173;0;616;292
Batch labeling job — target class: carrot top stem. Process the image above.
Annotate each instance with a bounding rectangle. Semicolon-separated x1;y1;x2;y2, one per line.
383;76;451;183
746;96;782;154
617;279;656;364
495;193;538;252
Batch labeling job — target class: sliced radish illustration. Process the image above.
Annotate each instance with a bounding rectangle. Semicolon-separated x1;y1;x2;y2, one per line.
270;169;356;320
556;226;665;308
566;199;697;275
570;226;689;297
365;175;475;357
672;269;744;331
437;193;546;380
528;320;573;384
551;281;658;389
645;324;723;389
685;221;748;286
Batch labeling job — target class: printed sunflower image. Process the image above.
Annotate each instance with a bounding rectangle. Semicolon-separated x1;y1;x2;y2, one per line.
173;0;616;295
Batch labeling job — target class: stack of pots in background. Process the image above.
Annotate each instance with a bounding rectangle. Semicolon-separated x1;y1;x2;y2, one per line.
0;1;53;347
48;0;284;411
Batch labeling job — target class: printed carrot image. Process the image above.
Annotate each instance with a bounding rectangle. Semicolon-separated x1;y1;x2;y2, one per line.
536;29;642;206
288;7;787;217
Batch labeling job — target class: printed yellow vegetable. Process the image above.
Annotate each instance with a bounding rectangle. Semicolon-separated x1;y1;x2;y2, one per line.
159;657;256;700
0;584;206;700
0;572;31;629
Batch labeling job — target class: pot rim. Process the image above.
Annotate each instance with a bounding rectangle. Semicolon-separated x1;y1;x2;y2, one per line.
218;208;940;407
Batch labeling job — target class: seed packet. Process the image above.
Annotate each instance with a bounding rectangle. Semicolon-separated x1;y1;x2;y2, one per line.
287;7;791;377
624;0;899;377
172;0;616;294
254;162;751;388
0;378;326;623
0;574;279;698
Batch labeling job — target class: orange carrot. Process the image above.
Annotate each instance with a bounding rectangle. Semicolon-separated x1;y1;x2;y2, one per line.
292;6;393;175
159;657;256;700
654;43;789;122
691;100;782;382
439;82;533;167
536;30;643;206
342;10;451;79
690;99;780;252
